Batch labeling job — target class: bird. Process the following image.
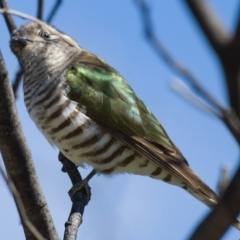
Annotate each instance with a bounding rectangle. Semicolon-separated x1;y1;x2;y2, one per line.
10;21;239;230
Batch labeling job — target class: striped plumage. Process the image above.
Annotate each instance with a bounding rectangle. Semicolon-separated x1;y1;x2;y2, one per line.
10;22;240;229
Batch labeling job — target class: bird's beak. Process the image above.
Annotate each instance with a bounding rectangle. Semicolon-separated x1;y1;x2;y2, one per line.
11;36;31;50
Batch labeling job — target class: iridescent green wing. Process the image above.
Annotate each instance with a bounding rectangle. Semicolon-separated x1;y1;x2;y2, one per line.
66;51;179;156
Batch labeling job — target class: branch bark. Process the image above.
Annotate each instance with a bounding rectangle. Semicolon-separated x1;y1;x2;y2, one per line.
37;0;43;20
0;0;16;33
0;165;45;240
189;164;240;240
134;0;240;238
46;0;62;23
59;153;93;240
185;0;240;118
185;0;231;55
0;50;59;240
134;0;240;143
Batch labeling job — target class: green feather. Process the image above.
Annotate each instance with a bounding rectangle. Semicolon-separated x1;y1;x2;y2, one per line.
66;51;176;153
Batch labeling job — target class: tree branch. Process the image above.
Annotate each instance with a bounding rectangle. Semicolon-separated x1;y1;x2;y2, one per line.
134;0;240;144
12;69;23;98
184;0;231;56
59;153;93;240
0;49;59;239
37;0;44;20
230;3;240;47
184;0;240;119
0;0;16;33
189;164;240;239
0;164;45;240
134;0;240;238
46;0;62;23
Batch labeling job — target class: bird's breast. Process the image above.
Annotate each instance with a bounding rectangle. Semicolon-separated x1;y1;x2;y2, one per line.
23;82;138;171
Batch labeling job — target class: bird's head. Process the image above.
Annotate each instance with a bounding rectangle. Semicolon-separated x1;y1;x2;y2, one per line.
10;21;81;70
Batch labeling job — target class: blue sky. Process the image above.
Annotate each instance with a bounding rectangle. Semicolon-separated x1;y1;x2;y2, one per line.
0;1;239;239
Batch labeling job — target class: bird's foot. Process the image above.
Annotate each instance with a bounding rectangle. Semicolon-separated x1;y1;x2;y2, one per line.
68;169;96;205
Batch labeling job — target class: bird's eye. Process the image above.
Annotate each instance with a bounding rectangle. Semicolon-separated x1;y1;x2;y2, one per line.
43;32;50;39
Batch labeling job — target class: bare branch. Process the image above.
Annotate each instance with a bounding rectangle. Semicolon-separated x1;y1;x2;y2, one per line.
184;0;231;56
189;164;240;239
0;0;16;33
134;0;240;237
12;69;23;98
134;0;240;144
233;4;240;45
46;0;62;23
217;165;230;196
0;49;59;239
59;153;93;240
171;78;222;118
37;0;44;20
0;163;45;240
184;0;240;118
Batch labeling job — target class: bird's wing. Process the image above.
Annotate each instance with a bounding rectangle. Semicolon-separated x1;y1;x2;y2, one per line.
65;51;217;202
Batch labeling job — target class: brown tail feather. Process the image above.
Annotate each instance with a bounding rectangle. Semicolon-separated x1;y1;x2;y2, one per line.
185;173;240;231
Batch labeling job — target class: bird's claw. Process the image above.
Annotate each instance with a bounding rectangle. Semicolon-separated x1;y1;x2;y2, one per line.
68;180;91;205
68;169;96;205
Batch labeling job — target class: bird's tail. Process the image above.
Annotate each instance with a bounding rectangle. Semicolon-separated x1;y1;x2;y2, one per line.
184;171;240;230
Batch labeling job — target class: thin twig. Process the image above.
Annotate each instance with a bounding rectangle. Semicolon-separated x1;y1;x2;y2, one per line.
0;162;45;240
37;0;44;20
217;165;230;196
185;0;240;120
0;9;79;46
171;78;221;118
12;69;23;98
233;4;240;45
84;169;96;183
0;8;80;100
134;0;240;238
0;0;16;33
184;0;231;54
46;0;62;23
134;0;240;144
189;164;240;239
59;153;92;240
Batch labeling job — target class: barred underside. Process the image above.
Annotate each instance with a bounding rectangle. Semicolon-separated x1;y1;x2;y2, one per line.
24;79;217;209
25;80;183;182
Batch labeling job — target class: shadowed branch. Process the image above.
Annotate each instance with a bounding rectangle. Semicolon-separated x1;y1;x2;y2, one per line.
184;0;231;55
46;0;62;23
133;0;240;144
0;0;16;32
0;163;45;240
59;153;95;240
189;164;240;240
185;0;240;120
0;48;59;239
134;0;240;238
37;0;43;20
